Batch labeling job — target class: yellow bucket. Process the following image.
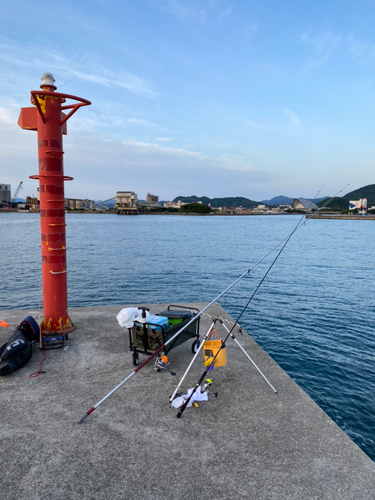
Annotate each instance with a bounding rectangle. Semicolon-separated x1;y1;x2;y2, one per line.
203;329;227;367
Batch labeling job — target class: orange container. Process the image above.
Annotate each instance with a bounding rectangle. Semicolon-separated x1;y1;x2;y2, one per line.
202;329;227;367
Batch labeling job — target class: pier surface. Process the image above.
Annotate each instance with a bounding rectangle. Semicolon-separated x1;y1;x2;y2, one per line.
1;303;374;500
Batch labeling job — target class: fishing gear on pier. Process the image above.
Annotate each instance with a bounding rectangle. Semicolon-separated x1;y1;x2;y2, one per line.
175;186;347;418
153;355;176;376
201;378;218;397
0;317;39;377
78;184;349;423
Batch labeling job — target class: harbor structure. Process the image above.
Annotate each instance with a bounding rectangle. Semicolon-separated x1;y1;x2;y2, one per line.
17;73;91;335
0;184;11;204
349;198;367;214
144;193;159;207
65;198;94;210
293;198;319;211
164;200;187;209
116;191;138;214
1;303;375;499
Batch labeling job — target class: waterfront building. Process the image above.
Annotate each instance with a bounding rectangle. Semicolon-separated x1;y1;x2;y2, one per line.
145;193;159;206
293;198;318;211
0;183;11;203
163;200;187;209
65;198;93;210
116;191;138;209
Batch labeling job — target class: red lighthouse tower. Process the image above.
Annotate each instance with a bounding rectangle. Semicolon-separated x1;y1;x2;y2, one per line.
18;73;91;336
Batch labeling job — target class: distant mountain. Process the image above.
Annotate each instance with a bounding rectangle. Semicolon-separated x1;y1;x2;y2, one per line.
173;195;260;208
318;184;375;210
262;195;329;206
95;199;116;208
317;197;348;211
261;196;293;205
343;184;375;207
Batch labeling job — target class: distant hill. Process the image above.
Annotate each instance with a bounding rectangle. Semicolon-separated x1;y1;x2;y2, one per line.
318;184;375;210
173;195;260;208
262;195;329;206
95;199;116;208
317;197;348;211
261;195;293;205
343;184;375;207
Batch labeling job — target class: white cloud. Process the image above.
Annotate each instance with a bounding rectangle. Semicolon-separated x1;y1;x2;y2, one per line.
348;33;375;61
158;0;257;40
74;69;156;99
301;30;341;69
0;38;156;100
283;108;300;125
121;139;201;157
128;118;161;127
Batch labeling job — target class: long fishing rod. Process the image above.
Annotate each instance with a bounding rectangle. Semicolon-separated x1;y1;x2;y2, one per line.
175;184;349;417
170;314;277;404
78;271;249;423
78;184;349;423
219;318;277;393
176;222;294;417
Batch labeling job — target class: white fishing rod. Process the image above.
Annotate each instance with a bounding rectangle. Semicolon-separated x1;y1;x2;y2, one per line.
170;316;277;404
175;184;350;417
170;319;219;403
78;271;249;423
78;184;349;423
220;318;277;393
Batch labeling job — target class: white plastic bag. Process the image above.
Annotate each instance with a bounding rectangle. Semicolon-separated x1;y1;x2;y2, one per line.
116;308;149;328
171;387;208;408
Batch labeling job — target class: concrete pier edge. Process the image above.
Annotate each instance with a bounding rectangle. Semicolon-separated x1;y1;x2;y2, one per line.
1;303;374;500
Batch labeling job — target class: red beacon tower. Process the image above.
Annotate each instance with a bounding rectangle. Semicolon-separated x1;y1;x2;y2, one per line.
18;73;91;336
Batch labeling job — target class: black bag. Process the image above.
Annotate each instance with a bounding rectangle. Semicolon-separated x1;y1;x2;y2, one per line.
0;316;40;376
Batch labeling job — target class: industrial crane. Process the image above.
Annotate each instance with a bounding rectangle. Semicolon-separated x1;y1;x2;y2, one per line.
10;181;23;207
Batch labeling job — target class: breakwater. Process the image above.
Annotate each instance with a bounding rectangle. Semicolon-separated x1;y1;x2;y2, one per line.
1;212;374;460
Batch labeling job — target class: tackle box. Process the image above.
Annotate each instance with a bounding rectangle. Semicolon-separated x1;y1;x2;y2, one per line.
133;314;169;330
128;305;201;366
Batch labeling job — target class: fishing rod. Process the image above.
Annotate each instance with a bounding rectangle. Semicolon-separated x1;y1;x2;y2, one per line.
78;184;348;424
170;315;277;404
175;184;349;417
169;319;221;403
220;318;277;392
176;223;293;417
78;271;249;423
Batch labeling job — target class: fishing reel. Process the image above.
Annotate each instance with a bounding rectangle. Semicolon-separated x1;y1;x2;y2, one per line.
200;378;218;398
154;354;176;376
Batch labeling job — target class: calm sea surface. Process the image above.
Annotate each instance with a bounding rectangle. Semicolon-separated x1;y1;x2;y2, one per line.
1;213;374;460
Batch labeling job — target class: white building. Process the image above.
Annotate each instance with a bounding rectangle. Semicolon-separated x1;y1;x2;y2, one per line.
349;199;367;214
116;191;138;208
293;199;318;211
163;200;188;209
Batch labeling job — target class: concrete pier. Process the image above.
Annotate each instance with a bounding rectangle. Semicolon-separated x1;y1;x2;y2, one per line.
1;303;374;499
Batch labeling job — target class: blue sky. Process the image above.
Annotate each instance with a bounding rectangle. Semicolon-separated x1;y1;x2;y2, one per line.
1;0;375;202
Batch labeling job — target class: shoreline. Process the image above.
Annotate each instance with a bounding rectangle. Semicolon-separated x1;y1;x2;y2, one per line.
2;209;375;219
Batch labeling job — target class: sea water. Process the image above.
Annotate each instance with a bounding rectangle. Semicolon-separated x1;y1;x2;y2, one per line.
0;212;374;460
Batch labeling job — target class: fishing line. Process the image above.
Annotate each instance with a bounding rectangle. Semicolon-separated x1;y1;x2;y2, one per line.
78;184;349;423
176;222;295;416
46;68;77;89
175;184;348;417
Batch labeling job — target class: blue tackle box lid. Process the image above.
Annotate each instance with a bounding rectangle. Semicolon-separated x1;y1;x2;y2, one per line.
134;314;169;330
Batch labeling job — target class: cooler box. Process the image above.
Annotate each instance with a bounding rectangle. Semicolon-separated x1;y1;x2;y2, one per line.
134;314;169;330
156;308;199;354
129;306;200;357
132;315;169;351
